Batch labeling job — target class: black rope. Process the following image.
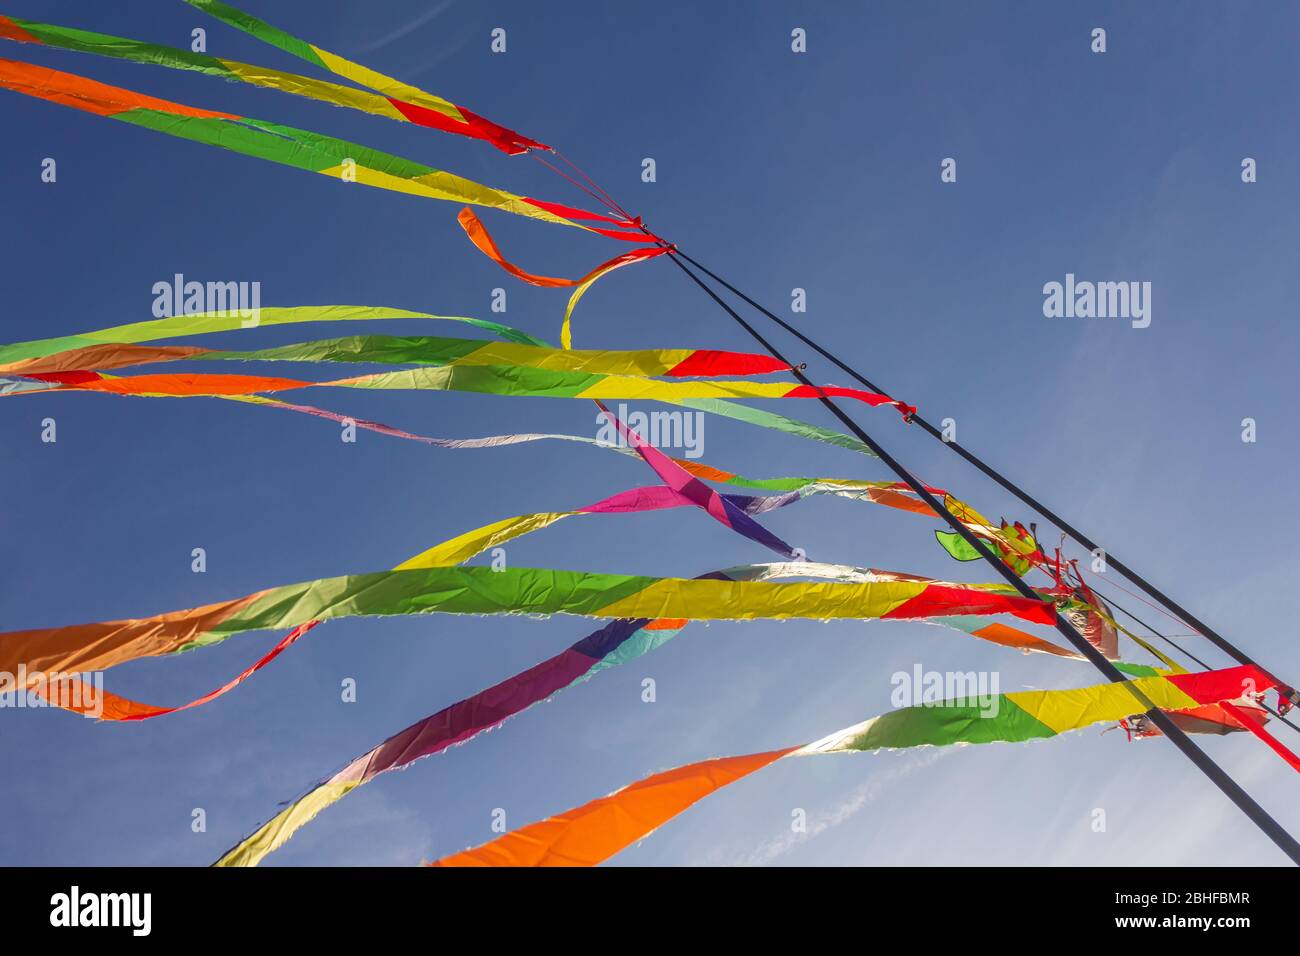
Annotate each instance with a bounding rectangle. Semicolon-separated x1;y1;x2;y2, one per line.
669;247;1296;700
1090;581;1214;670
1091;581;1300;735
662;248;1300;864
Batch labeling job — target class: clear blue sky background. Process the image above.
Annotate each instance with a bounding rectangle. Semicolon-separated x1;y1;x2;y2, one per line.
2;1;1298;866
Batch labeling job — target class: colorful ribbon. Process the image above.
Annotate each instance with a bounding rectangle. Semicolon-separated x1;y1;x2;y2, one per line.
211;557;1091;867
2;333;792;380
0;11;547;157
0;58;613;231
430;665;1276;866
184;0;547;156
15;363;911;412
0;563;1055;680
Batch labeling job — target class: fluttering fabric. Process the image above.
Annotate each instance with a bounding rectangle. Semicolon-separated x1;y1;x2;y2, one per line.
14;363;909;411
455;207;668;347
0;11;549;156
212;558;1094;867
36;482;790;721
0;334;794;379
5;0;1277;872
7;386;1054;725
0;564;1054;679
0;302;896;463
33;498;1101;727
429;665;1276;866
37;563;1079;728
184;0;549;156
0;58;621;231
0;305;546;370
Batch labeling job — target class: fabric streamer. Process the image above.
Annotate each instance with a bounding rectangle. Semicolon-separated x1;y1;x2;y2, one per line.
1;12;656;253
211;558;1093;867
10;319;1055;674
1214;703;1300;773
1;333;793;380
37;482;785;721
213;617;690;866
4;365;885;484
36;562;1076;726
7;0;1272;874
33;477;786;721
0;563;1057;680
456;207;669;348
674;397;877;455
0;304;546;370
22;357;846;719
429;665;1276;866
0;376;54;395
183;0;549;156
33;621;319;722
19;359;1004;597
233;334;787;378
0;305;886;459
222;397;909;511
0;12;552;157
9;342;1020;601
1123;701;1266;739
27;405;1109;725
251;386;885;460
0;58;629;233
29;455;996;721
929;616;1160;676
591;400;798;558
562;246;669;350
5;0;682;397
243;385;886;460
15;363;914;412
14;394;1146;861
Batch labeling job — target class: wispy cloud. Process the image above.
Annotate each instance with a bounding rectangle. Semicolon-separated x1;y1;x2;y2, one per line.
356;1;455;55
702;748;955;866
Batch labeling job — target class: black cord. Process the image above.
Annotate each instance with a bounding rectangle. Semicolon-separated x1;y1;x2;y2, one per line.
669;246;1295;700
662;248;1300;864
1090;581;1300;735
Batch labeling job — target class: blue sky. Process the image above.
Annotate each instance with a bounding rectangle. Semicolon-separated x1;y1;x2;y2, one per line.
2;0;1298;866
